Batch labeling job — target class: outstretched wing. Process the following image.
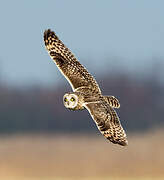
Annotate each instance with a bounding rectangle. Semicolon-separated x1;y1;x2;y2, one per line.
44;29;101;94
84;101;128;146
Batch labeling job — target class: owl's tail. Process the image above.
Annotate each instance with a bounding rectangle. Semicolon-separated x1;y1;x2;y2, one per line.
103;96;120;109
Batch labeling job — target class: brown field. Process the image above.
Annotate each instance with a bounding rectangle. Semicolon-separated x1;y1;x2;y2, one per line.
0;129;164;180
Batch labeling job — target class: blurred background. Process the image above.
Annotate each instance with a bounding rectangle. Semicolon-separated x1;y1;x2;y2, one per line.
0;0;164;179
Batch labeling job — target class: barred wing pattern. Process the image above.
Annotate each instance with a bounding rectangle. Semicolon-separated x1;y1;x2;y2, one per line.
85;101;128;146
44;29;101;94
44;29;128;146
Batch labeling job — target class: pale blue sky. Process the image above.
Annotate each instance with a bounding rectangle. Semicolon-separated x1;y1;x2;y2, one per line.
0;0;164;86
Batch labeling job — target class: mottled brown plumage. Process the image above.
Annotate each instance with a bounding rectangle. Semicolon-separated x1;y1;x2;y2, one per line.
104;96;120;109
85;102;127;146
44;29;128;146
44;29;101;95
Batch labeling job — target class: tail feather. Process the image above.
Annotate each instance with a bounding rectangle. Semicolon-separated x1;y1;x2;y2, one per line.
104;96;120;109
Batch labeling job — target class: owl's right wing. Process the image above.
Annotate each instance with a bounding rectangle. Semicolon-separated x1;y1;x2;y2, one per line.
44;29;101;94
84;101;128;146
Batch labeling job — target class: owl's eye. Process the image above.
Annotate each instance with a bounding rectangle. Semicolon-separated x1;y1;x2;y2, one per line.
70;97;75;102
64;97;68;102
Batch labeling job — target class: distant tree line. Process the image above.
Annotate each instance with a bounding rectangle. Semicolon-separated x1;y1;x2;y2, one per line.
0;70;164;134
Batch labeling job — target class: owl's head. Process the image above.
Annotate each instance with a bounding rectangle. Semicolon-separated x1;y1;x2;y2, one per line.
63;93;79;110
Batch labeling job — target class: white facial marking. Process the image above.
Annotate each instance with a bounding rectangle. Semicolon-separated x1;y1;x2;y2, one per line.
63;93;78;109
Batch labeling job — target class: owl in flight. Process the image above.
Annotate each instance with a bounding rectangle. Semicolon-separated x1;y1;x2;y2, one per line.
44;29;128;146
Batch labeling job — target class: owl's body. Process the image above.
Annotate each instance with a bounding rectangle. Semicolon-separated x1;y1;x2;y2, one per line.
44;29;128;146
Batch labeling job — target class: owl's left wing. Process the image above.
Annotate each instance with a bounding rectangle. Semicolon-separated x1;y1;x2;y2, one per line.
84;101;128;146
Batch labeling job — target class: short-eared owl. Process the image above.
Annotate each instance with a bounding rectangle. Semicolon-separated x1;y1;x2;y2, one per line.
44;29;128;146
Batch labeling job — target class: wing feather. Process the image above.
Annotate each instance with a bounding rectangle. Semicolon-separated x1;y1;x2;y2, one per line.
84;101;128;146
44;29;101;94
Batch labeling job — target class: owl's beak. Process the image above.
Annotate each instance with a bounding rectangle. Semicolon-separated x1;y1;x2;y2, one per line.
67;101;69;106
